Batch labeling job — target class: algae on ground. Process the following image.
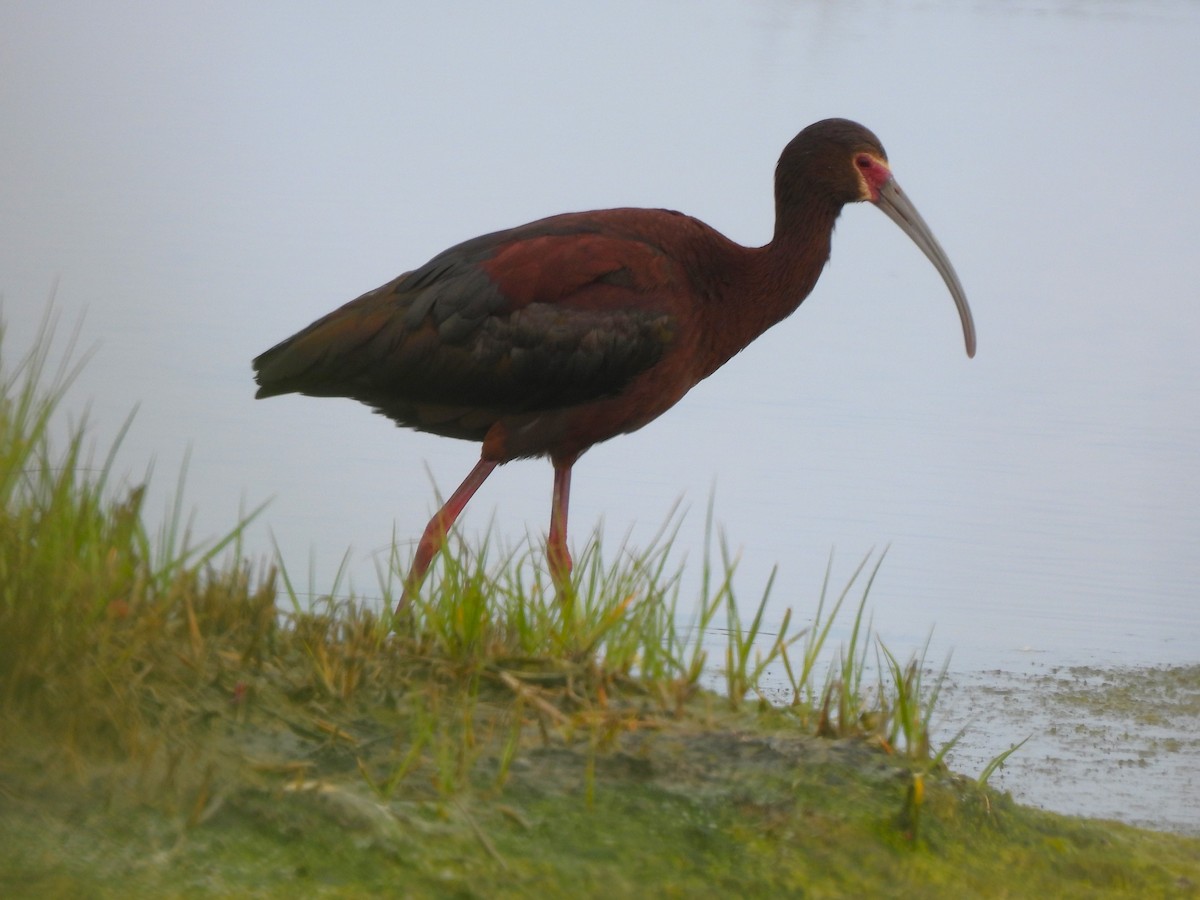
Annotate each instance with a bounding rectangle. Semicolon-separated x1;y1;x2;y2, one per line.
939;663;1200;837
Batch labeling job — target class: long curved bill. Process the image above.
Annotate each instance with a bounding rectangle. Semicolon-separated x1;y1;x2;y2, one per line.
875;178;976;358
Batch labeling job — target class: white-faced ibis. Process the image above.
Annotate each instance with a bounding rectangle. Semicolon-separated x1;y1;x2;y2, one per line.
253;118;975;612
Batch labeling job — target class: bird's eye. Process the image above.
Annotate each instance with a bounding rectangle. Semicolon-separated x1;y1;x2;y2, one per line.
855;155;873;170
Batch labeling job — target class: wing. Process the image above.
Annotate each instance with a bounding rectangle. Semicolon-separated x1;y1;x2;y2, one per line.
252;212;684;439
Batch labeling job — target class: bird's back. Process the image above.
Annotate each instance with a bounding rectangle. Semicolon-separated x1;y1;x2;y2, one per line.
252;208;733;449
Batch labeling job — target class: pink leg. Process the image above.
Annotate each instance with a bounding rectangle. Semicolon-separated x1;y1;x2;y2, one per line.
547;461;573;589
396;458;497;614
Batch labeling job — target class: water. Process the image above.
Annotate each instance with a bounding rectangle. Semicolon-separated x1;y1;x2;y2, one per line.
2;1;1197;831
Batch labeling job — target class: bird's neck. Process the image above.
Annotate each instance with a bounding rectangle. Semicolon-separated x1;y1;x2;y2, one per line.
696;200;841;379
763;196;842;315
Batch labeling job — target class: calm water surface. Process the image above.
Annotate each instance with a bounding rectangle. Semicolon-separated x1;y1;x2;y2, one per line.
2;1;1197;830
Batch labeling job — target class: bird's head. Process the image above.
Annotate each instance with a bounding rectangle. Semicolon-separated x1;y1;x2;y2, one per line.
779;118;977;358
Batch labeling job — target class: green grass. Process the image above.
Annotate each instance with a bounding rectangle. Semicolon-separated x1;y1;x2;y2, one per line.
0;307;966;769
2;307;1199;897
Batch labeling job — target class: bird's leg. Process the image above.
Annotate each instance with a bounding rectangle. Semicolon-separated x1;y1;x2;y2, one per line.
396;458;497;615
547;461;573;595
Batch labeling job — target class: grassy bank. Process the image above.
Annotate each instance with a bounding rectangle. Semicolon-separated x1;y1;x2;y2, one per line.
2;312;1198;897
